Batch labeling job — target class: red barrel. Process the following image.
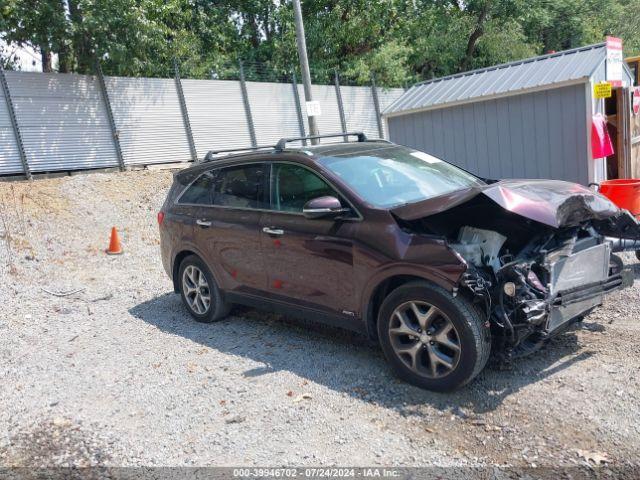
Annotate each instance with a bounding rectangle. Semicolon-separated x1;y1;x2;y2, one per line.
599;179;640;218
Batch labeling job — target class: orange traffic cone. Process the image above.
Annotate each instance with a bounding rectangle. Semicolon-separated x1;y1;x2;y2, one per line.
106;227;123;255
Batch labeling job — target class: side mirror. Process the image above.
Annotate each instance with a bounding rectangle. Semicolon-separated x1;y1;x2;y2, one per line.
302;196;349;219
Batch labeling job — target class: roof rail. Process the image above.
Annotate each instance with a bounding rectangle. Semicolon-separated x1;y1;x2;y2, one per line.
203;144;276;162
275;131;367;151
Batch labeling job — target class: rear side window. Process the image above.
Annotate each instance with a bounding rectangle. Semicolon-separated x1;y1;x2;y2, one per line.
212;164;268;209
179;171;215;205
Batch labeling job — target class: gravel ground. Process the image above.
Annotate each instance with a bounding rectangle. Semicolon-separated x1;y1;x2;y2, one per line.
1;170;639;474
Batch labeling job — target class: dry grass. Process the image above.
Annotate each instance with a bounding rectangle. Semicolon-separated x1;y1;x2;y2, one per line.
0;177;71;219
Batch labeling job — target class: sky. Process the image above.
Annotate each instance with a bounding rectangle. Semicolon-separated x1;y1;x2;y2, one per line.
1;40;47;71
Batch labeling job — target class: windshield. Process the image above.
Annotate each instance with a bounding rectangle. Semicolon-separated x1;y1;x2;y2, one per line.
317;145;485;208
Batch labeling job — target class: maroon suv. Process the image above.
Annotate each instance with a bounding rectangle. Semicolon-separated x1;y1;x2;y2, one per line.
159;132;638;391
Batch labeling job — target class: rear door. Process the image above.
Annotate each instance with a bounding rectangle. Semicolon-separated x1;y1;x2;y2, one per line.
177;163;269;295
260;161;358;315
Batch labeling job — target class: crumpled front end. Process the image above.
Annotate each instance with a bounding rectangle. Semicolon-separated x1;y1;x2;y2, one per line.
392;180;638;360
456;229;633;358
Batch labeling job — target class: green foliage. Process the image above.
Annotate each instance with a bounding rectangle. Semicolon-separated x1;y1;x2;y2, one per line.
606;0;640;56
1;0;638;85
1;0;68;70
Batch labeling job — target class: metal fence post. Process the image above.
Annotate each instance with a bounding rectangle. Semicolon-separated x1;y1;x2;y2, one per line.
291;72;307;145
0;65;31;179
95;61;125;170
173;59;198;162
334;70;348;141
238;59;257;147
370;73;385;139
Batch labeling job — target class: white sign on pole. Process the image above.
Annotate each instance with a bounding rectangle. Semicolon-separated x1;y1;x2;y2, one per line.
306;101;322;117
605;36;624;87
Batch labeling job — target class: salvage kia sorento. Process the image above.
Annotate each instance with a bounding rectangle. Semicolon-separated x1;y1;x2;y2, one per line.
159;132;638;391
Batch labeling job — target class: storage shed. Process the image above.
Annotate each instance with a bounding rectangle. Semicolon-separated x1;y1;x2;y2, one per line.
384;43;636;185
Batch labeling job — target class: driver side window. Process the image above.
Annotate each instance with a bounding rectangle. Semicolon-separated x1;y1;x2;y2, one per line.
271;163;340;213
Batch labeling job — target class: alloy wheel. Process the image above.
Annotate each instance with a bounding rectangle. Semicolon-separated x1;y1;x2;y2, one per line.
182;265;211;315
388;301;461;378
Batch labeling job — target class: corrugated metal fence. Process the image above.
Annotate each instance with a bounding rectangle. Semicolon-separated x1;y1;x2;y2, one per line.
0;68;23;175
0;68;404;177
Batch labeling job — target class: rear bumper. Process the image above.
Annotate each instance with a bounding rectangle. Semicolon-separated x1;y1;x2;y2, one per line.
547;268;633;332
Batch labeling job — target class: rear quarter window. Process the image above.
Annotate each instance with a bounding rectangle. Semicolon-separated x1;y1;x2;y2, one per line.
178;171;215;205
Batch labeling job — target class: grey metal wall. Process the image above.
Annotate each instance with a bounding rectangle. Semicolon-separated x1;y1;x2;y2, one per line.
105;76;192;165
0;74;22;175
342;86;379;139
387;84;589;185
378;88;405;139
306;84;343;140
182;79;253;159
340;86;404;140
299;84;403;142
5;72;119;173
247;81;301;145
0;70;403;176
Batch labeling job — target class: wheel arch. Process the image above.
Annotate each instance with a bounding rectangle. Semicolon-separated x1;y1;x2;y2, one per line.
361;269;458;342
172;250;195;293
171;245;222;293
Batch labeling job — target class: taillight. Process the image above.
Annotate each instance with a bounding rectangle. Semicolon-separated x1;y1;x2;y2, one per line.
157;211;165;226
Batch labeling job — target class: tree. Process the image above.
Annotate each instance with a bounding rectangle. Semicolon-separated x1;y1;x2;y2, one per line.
0;0;68;72
1;0;638;84
605;0;640;55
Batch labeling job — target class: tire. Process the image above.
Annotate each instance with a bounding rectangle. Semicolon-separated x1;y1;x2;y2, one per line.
636;250;640;262
610;253;624;275
178;254;230;323
377;281;491;392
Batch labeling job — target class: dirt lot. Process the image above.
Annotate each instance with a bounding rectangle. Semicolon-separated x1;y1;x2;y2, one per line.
1;170;639;474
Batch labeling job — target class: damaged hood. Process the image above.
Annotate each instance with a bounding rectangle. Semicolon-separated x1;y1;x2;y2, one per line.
391;179;621;228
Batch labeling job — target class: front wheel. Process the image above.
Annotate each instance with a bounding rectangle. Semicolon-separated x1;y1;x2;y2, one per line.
377;281;491;392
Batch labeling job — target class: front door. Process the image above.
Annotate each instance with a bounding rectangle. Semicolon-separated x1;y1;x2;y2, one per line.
260;162;357;316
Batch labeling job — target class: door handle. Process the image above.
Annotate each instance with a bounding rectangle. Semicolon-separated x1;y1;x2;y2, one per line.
262;227;284;236
196;219;212;228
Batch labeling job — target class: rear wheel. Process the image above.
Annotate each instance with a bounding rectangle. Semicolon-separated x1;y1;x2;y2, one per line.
377;281;491;391
636;250;640;262
178;255;230;323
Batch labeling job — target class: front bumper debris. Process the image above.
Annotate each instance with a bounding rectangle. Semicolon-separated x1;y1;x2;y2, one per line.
548;268;633;332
